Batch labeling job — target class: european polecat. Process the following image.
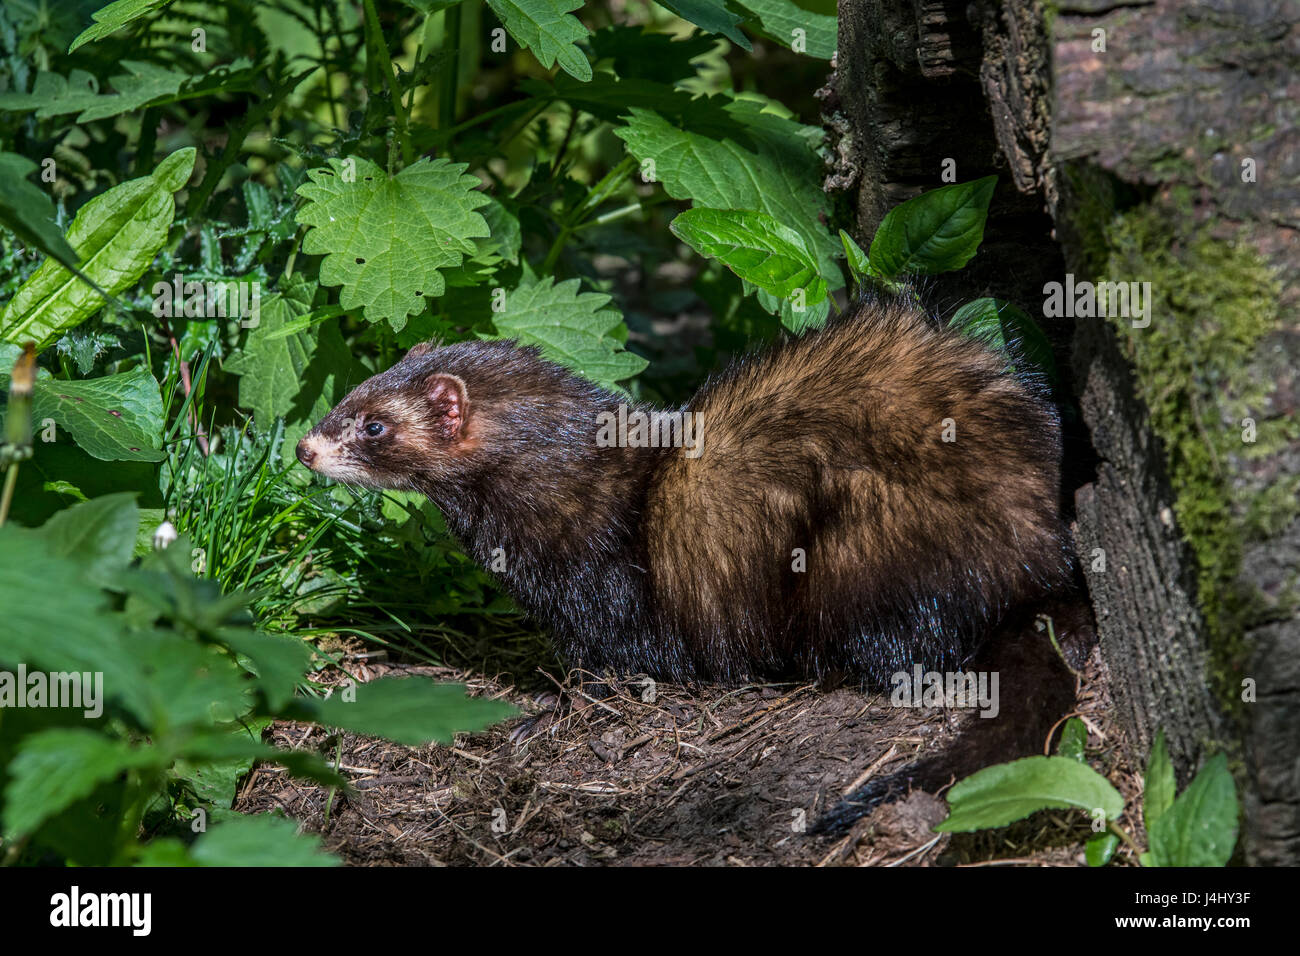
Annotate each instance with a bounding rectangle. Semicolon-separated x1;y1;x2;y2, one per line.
297;297;1082;828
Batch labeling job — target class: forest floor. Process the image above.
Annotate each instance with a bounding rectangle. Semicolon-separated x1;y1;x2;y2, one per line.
236;637;1146;866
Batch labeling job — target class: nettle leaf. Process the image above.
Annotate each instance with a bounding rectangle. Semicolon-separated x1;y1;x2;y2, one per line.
225;289;321;428
0;153;79;272
488;271;648;391
3;729;162;838
0;147;195;350
486;0;592;81
190;813;339;867
731;0;836;59
950;297;1057;382
0;61;254;122
295;157;491;331
653;0;752;50
935;755;1125;832
69;0;178;52
670;207;827;307
615;99;839;282
1144;728;1176;833
1147;753;1238;867
868;176;997;278
35;492;139;584
299;677;515;746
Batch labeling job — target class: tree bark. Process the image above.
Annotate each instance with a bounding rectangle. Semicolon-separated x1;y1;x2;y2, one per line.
828;0;1299;863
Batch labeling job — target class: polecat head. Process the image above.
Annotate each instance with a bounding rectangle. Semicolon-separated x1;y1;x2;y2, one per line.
296;341;473;490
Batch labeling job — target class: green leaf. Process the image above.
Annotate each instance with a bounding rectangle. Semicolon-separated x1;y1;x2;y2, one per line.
587;26;718;85
615;99;839;283
670;207;827;307
653;0;752;50
488;271;648;391
839;229;870;283
3;729;161;838
0;148;196;350
295;157;491;331
190;813;340;867
1147;753;1238;867
486;0;592;81
868;176;997;278
216;628;312;711
951;297;1057;382
1144;728;1175;833
0;153;80;273
69;0;178;52
1086;831;1120;867
300;677;515;746
3;365;167;461
935;755;1125;832
731;0;835;59
34;492;139;584
1056;716;1088;763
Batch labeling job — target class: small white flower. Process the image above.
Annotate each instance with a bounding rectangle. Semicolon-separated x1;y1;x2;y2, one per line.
153;520;178;551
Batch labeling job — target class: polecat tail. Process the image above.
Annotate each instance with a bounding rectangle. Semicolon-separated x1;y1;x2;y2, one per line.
813;597;1095;834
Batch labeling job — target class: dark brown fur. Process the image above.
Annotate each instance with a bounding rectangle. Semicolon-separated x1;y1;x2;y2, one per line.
298;298;1081;828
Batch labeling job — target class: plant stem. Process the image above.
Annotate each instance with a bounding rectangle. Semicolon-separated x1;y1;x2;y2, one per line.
438;4;462;133
0;462;18;528
1108;820;1143;858
363;0;414;167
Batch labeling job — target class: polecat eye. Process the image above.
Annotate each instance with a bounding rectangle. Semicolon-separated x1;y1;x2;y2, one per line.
364;422;385;437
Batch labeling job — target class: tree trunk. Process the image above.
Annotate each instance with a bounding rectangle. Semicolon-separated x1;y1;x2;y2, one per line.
827;0;1299;864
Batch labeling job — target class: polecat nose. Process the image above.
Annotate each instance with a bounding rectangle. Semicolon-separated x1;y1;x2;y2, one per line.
295;438;316;467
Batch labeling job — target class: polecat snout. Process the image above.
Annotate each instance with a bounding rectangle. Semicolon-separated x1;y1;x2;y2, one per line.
297;297;1075;688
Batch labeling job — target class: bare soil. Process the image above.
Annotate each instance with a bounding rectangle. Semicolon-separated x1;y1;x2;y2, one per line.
235;643;1145;866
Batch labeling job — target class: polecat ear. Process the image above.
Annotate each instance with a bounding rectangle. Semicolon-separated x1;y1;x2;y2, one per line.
426;373;469;440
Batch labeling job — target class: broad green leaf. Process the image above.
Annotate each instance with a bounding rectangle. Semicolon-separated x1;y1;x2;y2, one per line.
670;207;827;307
488;271;648;390
951;297;1058;382
868;176;997;278
0;148;196;350
295;157;491;331
1144;728;1175;833
224;289;321;428
300;677;515;746
3;729;161;837
1086;831;1120;867
1147;753;1238;867
486;0;592;81
35;492;139;584
69;0;178;52
190;813;339;867
22;366;166;461
731;0;835;59
0;153;79;272
654;0;752;50
615;99;839;282
1055;716;1088;763
935;755;1125;832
